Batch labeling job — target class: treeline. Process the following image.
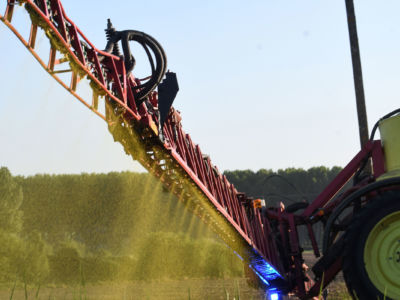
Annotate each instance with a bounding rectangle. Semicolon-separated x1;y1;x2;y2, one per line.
224;166;341;207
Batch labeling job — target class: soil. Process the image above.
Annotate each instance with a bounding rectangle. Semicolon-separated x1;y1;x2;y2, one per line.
302;251;350;299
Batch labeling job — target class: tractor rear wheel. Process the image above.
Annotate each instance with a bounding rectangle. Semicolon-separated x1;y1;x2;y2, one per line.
343;191;400;300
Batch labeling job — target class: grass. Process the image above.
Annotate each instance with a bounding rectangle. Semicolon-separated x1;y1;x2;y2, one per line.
3;278;265;300
9;280;16;300
5;278;359;299
35;284;41;299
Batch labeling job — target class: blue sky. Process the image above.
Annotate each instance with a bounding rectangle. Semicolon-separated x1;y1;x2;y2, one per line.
1;1;400;176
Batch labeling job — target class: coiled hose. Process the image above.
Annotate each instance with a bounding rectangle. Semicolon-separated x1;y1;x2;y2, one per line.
103;19;167;103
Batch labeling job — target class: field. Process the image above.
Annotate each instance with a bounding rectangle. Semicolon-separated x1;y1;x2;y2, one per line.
1;278;266;300
303;251;351;299
0;278;353;300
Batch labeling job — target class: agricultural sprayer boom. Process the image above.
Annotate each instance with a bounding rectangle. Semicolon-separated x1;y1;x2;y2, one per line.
2;1;400;299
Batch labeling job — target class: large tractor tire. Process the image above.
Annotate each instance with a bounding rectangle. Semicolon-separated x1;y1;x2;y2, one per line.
343;191;400;300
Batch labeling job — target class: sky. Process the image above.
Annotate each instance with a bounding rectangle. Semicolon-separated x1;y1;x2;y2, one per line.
1;1;400;176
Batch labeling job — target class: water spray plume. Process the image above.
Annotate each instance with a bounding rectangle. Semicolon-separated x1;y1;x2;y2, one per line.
0;166;270;298
0;2;282;298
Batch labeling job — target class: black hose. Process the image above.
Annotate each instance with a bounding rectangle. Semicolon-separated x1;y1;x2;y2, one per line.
369;108;400;140
322;177;400;254
103;21;167;103
353;108;400;183
121;30;167;101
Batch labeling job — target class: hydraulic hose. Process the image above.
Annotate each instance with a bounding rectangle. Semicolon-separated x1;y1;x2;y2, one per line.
369;108;400;140
103;20;167;103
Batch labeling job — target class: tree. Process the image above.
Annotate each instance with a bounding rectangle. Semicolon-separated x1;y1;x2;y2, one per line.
0;167;23;233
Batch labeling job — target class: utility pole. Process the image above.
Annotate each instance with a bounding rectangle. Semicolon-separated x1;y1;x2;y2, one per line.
345;0;369;149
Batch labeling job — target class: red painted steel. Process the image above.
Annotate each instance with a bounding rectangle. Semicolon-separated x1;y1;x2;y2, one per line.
1;1;395;298
301;140;379;218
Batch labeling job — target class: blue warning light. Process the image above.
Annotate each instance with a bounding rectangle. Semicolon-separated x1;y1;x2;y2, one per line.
269;291;279;300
